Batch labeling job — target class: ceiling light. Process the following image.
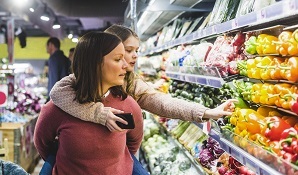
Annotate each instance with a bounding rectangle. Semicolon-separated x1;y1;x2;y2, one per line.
52;17;61;29
29;1;39;13
72;36;78;43
68;33;73;39
29;7;35;12
40;5;50;21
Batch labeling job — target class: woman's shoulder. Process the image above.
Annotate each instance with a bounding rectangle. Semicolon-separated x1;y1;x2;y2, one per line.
40;100;68;116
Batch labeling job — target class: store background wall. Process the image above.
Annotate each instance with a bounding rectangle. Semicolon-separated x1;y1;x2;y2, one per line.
0;37;76;74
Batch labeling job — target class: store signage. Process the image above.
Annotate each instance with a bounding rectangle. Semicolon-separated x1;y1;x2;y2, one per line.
7;19;14;64
0;84;8;107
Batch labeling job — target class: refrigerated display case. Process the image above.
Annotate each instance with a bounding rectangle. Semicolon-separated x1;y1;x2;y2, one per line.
137;0;298;174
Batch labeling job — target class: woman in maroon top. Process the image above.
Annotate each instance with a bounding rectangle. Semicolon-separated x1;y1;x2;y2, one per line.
34;32;144;175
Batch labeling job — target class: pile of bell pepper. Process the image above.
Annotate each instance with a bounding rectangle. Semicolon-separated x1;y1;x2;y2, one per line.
245;34;279;55
232;80;253;102
273;30;298;56
228;108;266;148
245;56;298;82
223;107;298;169
264;116;298;167
279;57;298;82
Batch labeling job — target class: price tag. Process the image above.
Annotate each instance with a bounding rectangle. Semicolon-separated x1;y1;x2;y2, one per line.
244;158;258;174
257;9;266;21
202;29;207;37
283;0;296;15
185;34;192;42
202;120;211;134
211;26;217;34
196;30;202;39
232;19;238;29
230;148;242;162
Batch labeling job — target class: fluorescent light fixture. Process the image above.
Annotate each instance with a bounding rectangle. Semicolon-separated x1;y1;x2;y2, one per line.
72;37;78;43
29;1;39;13
68;33;73;39
40;5;50;21
52;17;60;29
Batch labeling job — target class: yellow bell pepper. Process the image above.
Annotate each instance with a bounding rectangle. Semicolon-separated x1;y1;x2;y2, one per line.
256;34;279;55
236;109;265;134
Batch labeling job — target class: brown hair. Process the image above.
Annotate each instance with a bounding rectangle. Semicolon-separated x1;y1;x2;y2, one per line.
105;24;140;98
105;24;139;42
72;31;127;103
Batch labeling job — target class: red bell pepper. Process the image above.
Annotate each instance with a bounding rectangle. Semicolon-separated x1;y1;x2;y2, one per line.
291;99;298;115
280;138;298;155
281;127;298;139
265;116;291;141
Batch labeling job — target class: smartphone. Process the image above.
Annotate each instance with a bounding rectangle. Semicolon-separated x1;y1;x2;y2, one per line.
115;113;135;129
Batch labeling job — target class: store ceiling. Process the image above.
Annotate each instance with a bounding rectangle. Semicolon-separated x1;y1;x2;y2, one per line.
0;0;214;40
0;0;131;39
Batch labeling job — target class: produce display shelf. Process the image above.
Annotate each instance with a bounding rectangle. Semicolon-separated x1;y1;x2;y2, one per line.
140;0;298;56
262;104;298;117
166;71;225;88
0;70;13;74
194;122;283;175
167;133;208;175
243;77;298;86
147;113;208;175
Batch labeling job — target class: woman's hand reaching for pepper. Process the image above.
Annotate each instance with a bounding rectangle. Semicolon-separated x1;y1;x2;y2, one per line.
204;99;238;120
105;107;128;132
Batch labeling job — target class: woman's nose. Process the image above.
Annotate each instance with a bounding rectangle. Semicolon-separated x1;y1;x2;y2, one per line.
122;59;128;68
132;51;138;58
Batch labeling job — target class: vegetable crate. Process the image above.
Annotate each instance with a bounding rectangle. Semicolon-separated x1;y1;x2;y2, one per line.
0;117;38;172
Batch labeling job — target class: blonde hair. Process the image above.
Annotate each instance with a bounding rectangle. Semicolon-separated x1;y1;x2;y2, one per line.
105;24;144;99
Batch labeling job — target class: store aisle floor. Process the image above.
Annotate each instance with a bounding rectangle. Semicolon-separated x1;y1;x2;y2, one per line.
31;159;44;175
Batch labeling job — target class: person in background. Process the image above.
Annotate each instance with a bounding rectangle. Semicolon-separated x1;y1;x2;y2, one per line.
68;47;75;62
0;159;29;175
46;37;71;100
50;24;236;133
34;32;145;175
43;60;49;78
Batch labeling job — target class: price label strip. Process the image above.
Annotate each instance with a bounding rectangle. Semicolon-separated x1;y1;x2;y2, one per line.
232;19;238;29
257;9;266;21
283;0;296;16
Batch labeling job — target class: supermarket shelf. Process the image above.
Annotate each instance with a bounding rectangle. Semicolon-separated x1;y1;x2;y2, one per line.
261;104;298;117
136;0;215;39
167;133;208;175
194;122;283;175
147;112;208;175
243;77;298;86
166;71;225;88
140;0;298;56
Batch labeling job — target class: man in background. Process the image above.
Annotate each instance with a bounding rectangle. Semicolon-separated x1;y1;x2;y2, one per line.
68;47;75;62
46;37;71;101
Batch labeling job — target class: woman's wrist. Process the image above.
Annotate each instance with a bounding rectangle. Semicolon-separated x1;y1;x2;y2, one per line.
202;108;211;121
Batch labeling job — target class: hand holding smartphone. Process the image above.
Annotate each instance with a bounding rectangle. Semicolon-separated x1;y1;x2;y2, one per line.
115;113;135;129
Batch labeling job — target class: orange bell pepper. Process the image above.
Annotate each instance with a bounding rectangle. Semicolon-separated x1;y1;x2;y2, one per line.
279;57;298;82
274;31;292;56
269;57;283;80
293;29;298;43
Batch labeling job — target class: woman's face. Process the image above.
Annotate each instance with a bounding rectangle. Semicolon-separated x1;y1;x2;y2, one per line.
101;43;128;90
123;36;139;72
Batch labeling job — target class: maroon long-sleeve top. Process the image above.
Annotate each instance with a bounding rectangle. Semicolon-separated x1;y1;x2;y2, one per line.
34;94;143;175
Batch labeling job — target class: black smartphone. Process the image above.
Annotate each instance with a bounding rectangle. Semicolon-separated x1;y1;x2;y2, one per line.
115;113;135;129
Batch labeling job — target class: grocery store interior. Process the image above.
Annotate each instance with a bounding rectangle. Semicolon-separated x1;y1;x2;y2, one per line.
2;0;298;174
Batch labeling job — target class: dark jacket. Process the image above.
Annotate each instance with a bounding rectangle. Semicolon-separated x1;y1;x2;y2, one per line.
47;50;71;96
